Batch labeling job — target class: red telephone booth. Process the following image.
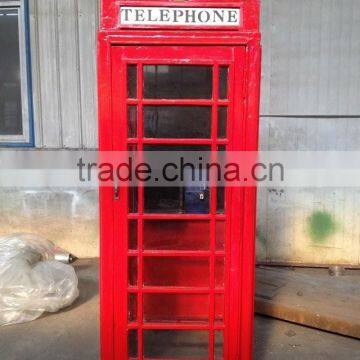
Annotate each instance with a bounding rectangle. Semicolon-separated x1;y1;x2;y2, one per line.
98;1;261;359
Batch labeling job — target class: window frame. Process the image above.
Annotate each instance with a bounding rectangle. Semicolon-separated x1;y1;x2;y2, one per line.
0;0;34;147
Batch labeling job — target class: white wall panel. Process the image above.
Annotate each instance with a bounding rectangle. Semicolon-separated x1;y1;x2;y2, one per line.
261;0;360;116
78;0;98;149
260;117;360;151
34;0;62;147
57;0;82;148
259;0;271;115
29;0;43;147
29;0;98;148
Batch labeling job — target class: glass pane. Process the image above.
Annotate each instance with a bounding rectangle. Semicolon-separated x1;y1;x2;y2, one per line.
144;106;211;138
128;257;137;286
144;65;212;99
144;330;209;358
128;330;138;358
128;293;137;322
127;65;137;98
0;8;23;135
215;295;224;324
215;331;224;359
144;294;209;323
143;257;209;287
217;187;225;214
217;147;226;214
128;143;137;151
144;145;211;214
144;144;211;152
216;221;226;251
219;67;228;100
215;257;225;288
128;186;138;214
128;106;137;138
128;220;137;250
144;220;210;251
128;145;138;213
144;186;210;214
144;186;183;214
218;107;227;139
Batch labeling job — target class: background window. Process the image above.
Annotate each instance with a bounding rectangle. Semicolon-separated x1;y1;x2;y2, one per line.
0;0;33;146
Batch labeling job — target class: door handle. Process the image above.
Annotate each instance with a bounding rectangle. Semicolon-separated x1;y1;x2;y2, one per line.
114;185;120;200
114;175;120;200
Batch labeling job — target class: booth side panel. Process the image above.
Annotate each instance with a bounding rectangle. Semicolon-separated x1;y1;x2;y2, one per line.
98;34;115;360
111;46;130;360
239;41;261;360
227;46;247;360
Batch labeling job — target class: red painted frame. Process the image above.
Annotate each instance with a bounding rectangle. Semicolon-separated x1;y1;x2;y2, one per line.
98;1;261;359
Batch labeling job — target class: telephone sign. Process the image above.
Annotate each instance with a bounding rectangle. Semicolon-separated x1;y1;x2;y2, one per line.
119;7;241;27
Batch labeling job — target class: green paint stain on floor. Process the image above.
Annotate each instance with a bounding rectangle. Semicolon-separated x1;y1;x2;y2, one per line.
307;210;337;244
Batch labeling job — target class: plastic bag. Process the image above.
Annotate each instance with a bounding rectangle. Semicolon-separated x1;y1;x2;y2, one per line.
0;233;79;326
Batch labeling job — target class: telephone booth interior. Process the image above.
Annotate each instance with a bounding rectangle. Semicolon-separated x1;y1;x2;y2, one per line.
98;1;261;359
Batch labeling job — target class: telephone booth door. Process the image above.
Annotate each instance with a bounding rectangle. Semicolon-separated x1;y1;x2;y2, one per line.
107;44;250;360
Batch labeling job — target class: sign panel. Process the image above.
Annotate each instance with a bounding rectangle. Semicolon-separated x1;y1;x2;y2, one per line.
119;7;241;27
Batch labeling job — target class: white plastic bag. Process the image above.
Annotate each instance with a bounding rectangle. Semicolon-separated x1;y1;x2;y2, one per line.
0;233;79;326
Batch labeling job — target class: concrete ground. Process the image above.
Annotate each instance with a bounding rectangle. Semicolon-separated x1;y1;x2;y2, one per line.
0;259;359;360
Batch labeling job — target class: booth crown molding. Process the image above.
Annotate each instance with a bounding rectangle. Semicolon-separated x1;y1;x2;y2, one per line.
100;0;260;32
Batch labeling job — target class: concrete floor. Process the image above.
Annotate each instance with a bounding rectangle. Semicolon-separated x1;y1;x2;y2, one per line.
0;259;359;360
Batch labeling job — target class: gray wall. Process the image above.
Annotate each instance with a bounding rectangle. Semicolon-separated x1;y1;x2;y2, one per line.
1;0;360;263
0;188;99;258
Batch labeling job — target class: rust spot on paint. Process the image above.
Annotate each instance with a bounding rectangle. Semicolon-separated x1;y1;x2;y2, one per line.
307;210;337;244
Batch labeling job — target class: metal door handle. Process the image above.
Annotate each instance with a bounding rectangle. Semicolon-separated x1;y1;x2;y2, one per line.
114;176;120;200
